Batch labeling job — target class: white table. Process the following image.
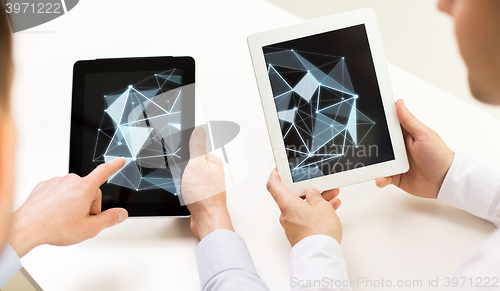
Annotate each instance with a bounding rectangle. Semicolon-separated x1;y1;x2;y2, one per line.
11;0;498;290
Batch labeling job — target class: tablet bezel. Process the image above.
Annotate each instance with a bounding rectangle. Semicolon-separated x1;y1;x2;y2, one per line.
248;8;409;195
70;56;194;216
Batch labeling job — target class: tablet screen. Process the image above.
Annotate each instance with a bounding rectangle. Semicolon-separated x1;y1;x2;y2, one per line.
87;70;187;192
263;24;395;183
71;57;194;216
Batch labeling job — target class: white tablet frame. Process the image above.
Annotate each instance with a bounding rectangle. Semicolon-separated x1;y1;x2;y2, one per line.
248;8;409;195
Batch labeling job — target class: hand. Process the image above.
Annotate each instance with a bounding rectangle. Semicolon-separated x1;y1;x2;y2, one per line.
376;99;454;198
182;127;233;240
267;169;342;246
8;158;129;258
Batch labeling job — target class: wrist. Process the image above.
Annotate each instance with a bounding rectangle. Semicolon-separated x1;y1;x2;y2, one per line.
8;212;43;258
191;208;234;240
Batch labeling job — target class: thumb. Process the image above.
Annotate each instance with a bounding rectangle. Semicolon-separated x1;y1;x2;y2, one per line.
267;168;301;208
396;99;427;140
89;208;128;233
305;188;324;206
189;127;207;159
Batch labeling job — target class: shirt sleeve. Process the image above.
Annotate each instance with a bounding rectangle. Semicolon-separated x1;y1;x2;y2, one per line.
195;229;270;291
444;229;500;291
437;153;500;227
290;235;352;291
0;243;22;288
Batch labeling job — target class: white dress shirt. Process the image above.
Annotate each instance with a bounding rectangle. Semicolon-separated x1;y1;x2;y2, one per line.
0;243;22;288
196;153;500;291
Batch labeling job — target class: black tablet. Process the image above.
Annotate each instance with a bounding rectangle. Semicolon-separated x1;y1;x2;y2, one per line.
70;57;195;216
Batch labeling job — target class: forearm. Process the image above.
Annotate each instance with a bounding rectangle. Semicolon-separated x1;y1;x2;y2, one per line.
290;235;351;291
437;153;500;226
196;229;269;291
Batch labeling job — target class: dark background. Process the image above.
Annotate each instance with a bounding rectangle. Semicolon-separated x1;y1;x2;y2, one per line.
84;71;182;205
263;24;395;180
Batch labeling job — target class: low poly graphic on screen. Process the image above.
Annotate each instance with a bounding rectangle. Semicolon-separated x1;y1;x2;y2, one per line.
93;69;185;194
264;49;376;182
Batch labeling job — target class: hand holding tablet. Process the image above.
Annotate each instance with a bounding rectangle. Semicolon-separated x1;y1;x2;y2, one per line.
248;8;409;195
376;99;455;199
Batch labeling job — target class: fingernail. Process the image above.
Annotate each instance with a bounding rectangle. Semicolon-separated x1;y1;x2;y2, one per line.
118;210;127;223
308;188;320;194
194;127;206;137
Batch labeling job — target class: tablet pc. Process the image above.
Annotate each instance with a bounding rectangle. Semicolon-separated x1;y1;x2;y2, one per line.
248;8;409;195
70;56;194;216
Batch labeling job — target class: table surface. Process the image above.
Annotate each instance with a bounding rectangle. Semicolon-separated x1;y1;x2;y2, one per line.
10;0;499;290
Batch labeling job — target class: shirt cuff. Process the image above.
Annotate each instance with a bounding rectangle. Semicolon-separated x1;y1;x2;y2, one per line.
196;229;258;289
0;243;22;288
290;235;351;291
438;153;500;225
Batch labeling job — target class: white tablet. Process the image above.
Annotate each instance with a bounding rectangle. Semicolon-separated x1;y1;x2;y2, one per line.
248;8;409;195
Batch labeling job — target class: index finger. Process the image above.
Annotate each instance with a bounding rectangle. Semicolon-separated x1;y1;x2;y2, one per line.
85;157;126;188
267;169;301;208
